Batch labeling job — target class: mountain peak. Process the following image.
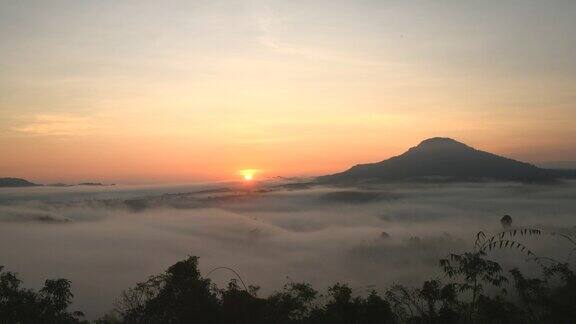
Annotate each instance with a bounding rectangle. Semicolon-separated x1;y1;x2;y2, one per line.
408;137;472;154
418;137;462;146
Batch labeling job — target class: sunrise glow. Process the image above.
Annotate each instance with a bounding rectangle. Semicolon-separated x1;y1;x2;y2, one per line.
0;1;574;185
240;169;257;181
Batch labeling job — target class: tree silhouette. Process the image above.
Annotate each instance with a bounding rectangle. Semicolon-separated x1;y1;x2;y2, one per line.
0;266;86;324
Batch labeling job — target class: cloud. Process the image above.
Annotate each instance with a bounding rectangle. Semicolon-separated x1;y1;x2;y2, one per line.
253;7;384;67
14;114;98;136
0;181;575;319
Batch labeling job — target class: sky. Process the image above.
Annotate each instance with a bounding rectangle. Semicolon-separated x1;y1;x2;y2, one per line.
1;0;575;183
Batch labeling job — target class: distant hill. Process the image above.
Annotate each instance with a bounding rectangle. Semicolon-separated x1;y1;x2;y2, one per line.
77;182;105;186
318;137;571;184
538;161;576;170
0;177;40;187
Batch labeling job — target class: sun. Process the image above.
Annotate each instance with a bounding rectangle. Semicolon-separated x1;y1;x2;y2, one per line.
240;169;257;181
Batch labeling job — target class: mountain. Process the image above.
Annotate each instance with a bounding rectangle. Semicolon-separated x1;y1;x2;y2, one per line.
318;137;567;184
0;177;40;187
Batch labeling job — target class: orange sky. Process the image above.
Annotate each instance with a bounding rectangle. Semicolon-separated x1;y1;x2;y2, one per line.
1;1;575;184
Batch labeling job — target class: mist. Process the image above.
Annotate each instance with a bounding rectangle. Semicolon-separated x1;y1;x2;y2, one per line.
1;181;576;319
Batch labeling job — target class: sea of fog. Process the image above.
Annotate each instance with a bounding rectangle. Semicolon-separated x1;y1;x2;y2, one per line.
1;180;576;319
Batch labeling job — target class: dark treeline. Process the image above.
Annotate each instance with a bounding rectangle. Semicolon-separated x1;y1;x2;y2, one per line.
1;229;575;324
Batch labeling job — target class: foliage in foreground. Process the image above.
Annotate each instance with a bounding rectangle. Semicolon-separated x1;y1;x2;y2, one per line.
2;228;575;323
0;266;86;324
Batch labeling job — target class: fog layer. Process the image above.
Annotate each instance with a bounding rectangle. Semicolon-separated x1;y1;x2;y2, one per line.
1;181;575;318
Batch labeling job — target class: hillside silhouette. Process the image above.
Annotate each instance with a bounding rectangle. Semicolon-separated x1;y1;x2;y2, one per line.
0;177;39;187
318;137;569;184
